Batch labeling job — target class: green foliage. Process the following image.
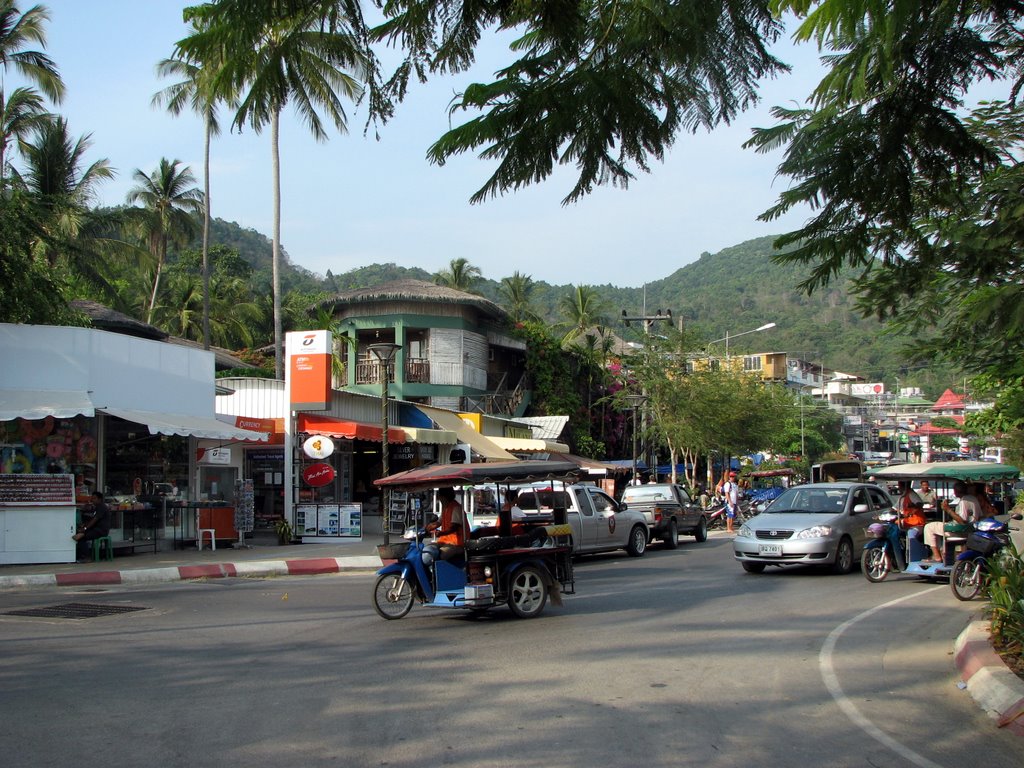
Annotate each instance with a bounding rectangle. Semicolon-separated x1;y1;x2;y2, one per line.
986;541;1024;664
515;320;586;440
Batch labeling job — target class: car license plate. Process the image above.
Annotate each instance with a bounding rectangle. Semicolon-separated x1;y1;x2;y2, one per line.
758;543;782;556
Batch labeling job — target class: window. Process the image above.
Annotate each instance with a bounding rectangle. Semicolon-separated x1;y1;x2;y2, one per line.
743;355;763;372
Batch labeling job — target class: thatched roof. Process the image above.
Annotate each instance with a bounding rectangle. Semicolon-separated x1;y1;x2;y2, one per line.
71;299;167;340
165;336;253;371
318;279;508;321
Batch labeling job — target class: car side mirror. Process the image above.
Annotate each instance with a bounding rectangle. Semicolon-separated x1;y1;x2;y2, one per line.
853;503;869;514
618;501;628;511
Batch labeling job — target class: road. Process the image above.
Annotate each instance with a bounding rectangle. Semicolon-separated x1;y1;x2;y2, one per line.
0;534;1019;768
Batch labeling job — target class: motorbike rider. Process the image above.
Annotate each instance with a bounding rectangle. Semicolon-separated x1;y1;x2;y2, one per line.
923;480;981;562
425;487;466;561
896;481;926;530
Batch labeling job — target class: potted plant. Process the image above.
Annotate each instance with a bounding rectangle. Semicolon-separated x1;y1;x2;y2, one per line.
274;517;294;545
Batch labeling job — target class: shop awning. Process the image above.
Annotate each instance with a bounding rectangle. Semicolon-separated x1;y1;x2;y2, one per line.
298;414;406;444
98;407;268;441
401;427;458;445
413;405;517;461
490;436;571;453
0;388;95;420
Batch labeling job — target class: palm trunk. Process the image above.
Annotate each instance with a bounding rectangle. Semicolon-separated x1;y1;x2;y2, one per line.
202;114;212;350
271;110;283;380
146;234;166;325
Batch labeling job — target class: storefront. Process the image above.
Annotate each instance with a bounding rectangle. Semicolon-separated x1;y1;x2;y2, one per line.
0;324;265;561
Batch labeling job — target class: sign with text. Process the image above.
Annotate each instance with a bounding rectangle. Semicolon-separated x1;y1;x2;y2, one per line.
287;330;332;410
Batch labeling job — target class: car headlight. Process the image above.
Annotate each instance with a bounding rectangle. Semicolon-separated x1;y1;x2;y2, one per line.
796;525;833;539
738;524;753;537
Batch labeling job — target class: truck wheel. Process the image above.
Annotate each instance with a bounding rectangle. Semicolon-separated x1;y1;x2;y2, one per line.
693;517;708;543
507;566;548;618
663;519;679;549
626;525;648;557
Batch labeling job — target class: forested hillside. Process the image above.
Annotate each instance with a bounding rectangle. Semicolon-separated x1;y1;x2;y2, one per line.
221;224;915;386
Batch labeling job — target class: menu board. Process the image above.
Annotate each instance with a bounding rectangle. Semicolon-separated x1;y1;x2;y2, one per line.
0;473;75;506
296;503;361;538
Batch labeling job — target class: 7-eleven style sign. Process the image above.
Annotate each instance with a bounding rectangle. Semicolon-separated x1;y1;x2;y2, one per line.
287;330;332;410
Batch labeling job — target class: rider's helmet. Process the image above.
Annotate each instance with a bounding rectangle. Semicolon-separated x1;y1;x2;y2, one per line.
867;523;886;538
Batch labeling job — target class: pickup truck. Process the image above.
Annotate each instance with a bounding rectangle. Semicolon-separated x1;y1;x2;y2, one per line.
619;483;709;548
471;483;651;557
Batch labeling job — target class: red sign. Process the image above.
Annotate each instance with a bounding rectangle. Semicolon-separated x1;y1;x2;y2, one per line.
302;463;335;487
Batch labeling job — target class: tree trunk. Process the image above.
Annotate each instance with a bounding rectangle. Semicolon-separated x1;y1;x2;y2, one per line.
202;113;212;350
271;110;283;380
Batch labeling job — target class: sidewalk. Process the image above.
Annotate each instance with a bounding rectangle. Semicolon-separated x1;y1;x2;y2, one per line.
1;532;1021;737
0;535;386;590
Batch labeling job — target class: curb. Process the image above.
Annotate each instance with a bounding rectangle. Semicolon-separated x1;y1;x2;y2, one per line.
0;556;382;591
954;620;1024;736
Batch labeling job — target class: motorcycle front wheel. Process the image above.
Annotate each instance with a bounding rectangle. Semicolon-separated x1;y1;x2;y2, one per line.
950;558;985;602
373;573;415;619
862;547;891;583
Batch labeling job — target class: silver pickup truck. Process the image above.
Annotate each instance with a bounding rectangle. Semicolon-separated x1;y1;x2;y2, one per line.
470;483;651;557
619;483;709;548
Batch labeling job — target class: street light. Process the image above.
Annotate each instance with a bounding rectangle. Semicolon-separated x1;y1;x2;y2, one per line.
369;342;401;546
707;322;777;363
624;393;647;483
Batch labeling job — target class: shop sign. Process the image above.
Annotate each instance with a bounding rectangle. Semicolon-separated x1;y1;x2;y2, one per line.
202;448;232;465
303;434;335;460
390;444;416;461
302;462;335;487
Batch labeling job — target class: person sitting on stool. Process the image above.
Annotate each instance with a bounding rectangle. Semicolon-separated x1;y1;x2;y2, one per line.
73;491;111;560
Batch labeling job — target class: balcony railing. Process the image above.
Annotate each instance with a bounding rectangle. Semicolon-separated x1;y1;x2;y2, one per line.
353;356;430;385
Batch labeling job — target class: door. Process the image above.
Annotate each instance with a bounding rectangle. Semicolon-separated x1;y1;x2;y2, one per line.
571;487;599;551
589;489;623;550
675;486;701;529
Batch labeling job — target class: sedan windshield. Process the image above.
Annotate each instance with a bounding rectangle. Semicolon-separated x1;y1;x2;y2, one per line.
764;488;848;514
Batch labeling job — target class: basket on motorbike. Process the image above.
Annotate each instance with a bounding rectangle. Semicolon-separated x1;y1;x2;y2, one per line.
377;542;410;561
866;523;887;539
965;531;1001;557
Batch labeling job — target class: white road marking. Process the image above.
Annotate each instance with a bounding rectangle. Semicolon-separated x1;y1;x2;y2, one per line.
819;585;946;768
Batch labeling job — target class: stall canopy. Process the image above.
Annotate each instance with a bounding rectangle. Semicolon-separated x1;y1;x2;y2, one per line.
298;414;406;444
871;461;1020;482
0;389;95;421
400;427;457;445
490;436;571;453
375;460;581;491
98;407;268;441
413;405;517;461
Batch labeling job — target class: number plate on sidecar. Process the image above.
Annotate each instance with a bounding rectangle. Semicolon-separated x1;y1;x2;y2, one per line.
758;543;783;556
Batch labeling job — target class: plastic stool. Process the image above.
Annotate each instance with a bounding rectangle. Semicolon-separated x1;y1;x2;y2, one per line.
197;529;217;551
92;535;113;562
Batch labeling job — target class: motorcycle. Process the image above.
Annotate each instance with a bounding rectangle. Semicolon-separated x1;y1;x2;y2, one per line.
373;524;572;620
862;512;951;581
949;513;1022;601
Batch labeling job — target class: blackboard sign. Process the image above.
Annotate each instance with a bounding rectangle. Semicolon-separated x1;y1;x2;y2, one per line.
0;474;75;506
234;478;255;533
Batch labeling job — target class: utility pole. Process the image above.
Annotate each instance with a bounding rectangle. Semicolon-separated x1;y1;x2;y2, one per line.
622;308;673;478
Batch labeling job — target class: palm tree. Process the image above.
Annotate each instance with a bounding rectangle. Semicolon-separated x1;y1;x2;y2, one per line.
498;271;541;323
0;1;64;186
153;28;236;351
434;257;483;292
125;158;204;323
176;6;368;379
559;285;609;344
11;116;131;293
0;85;47;183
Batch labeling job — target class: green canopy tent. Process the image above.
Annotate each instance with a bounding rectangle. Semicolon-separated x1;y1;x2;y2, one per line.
870;462;1019;483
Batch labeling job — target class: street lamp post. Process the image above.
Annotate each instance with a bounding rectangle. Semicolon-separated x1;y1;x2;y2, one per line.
624;393;647;483
707;322;777;364
369;342;401;546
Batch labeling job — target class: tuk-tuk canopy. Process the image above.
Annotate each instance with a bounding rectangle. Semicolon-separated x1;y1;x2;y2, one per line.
870;461;1020;483
748;469;795;479
374;460;582;492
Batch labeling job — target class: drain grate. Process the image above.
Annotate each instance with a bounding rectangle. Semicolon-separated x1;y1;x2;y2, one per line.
3;602;147;620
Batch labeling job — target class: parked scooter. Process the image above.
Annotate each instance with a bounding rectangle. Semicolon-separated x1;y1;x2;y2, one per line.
862;512;951;581
949;513;1022;601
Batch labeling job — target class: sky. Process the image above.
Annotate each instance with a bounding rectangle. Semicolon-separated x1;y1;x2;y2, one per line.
21;2;827;288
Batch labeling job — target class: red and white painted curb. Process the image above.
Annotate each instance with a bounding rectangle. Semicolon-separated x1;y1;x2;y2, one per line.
0;555;382;590
954;620;1024;736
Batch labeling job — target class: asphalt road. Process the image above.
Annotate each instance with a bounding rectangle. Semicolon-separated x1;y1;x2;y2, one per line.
0;534;1019;768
